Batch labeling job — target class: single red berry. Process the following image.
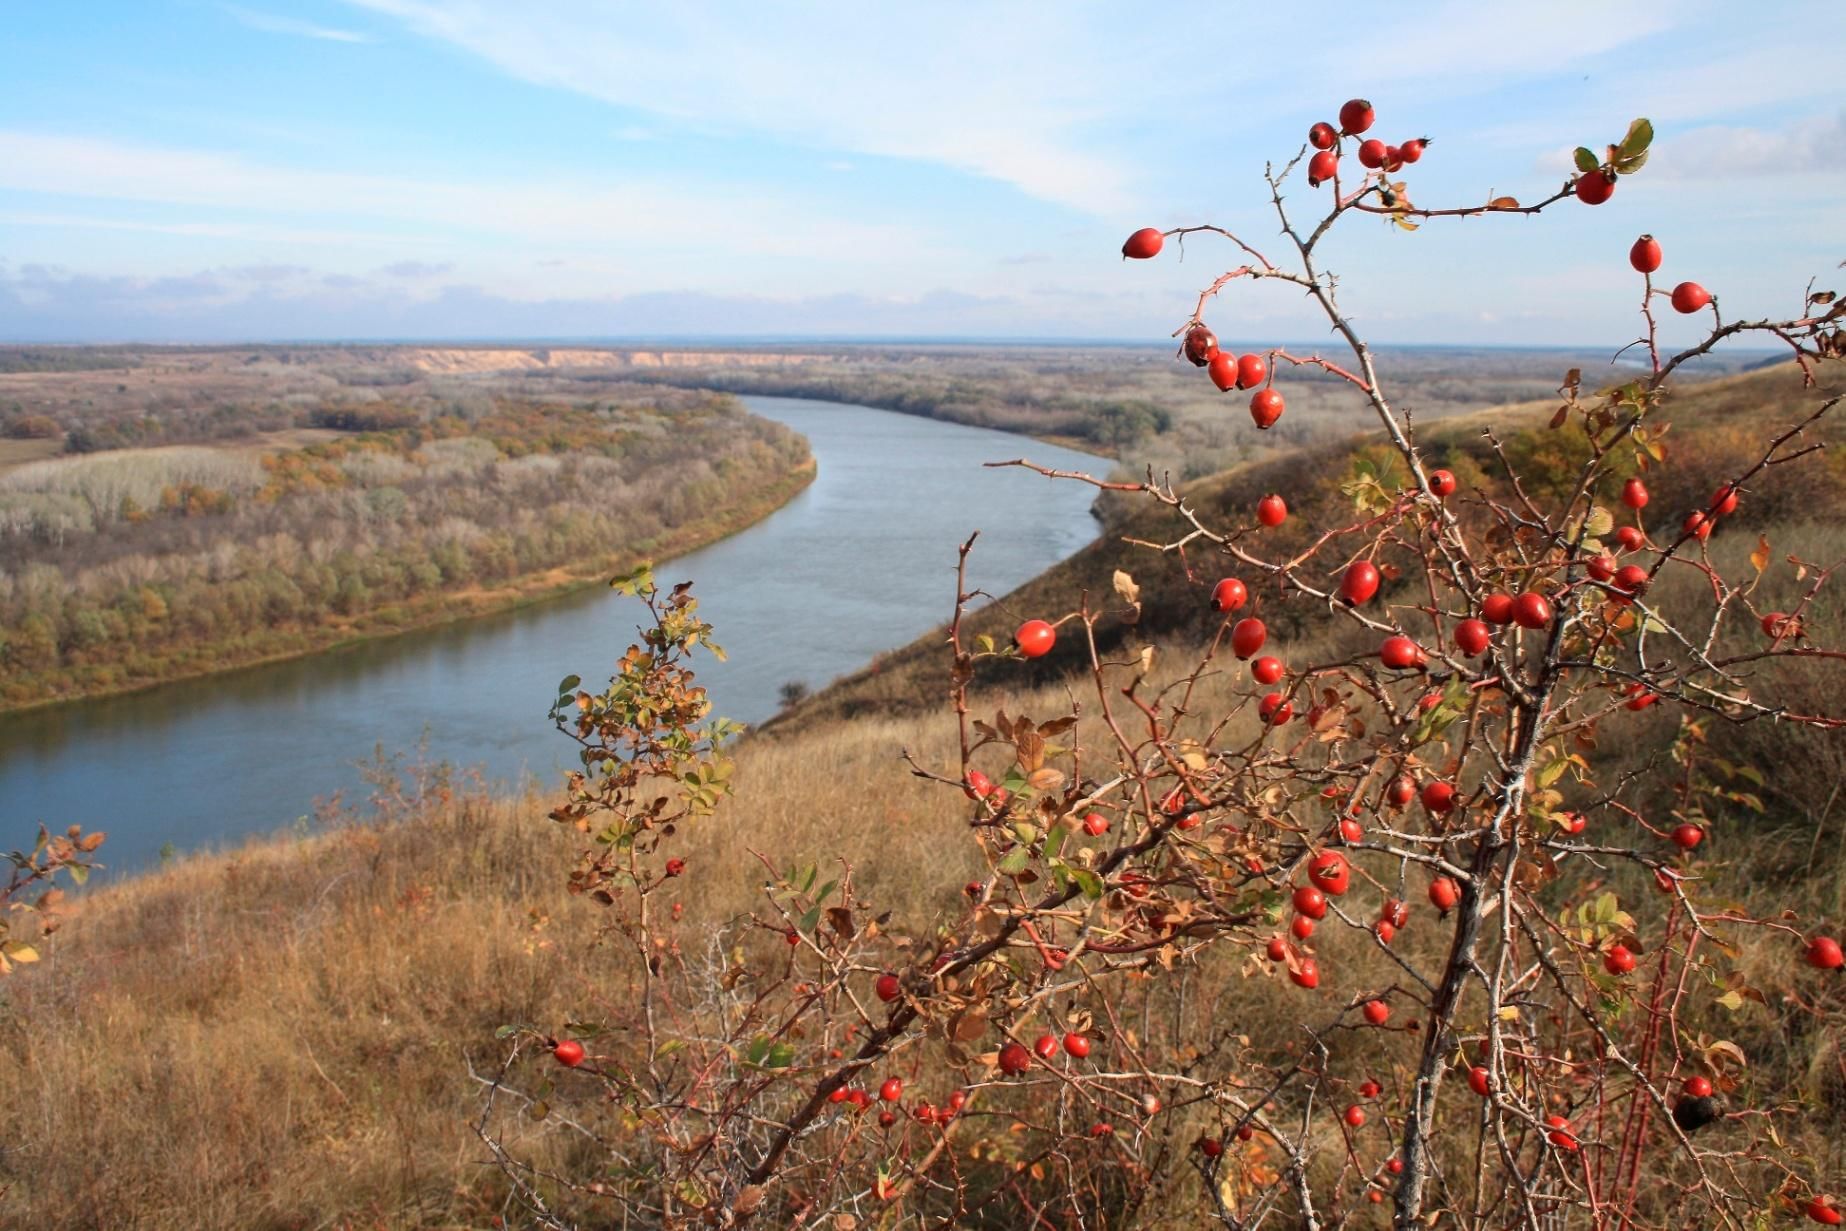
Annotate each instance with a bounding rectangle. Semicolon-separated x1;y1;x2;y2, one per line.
1360;1079;1382;1098
1339;98;1375;136
1260;692;1293;724
1308;121;1338;150
1555;810;1587;835
1624;683;1659;711
1427;468;1457;498
1257;493;1288;527
878;1109;896;1126
1357;138;1387;169
1604;943;1637;976
1207;350;1240;392
1291;914;1317;939
1512;592;1552;630
1344;1104;1367;1127
1575;170;1615;205
1236;352;1268;390
552;1040;586;1067
1267;935;1289;962
1630;234;1662;274
829;1086;849;1104
1455;618;1490;657
964;770;993;799
1382;144;1403;171
1386;778;1416;808
1308;150;1339;186
1363;1000;1390;1025
999;1042;1033;1075
664;857;685;877
1293;885;1328;920
1670;823;1703;850
1210;577;1248;613
1182;325;1219;367
1064;1032;1091;1057
1683;1076;1713;1098
1231;618;1268;660
1613;564;1649;597
1805;936;1844;970
1380;635;1423;671
1381;898;1410;929
1034;1033;1059;1060
1199;1136;1224;1158
1309;850;1350;895
1338;816;1364;844
1546;1115;1578;1151
964;880;983;897
875;973;901;1002
1481;592;1515;625
1670;281;1711;314
1387;1156;1404;1175
1621;477;1650;509
1467;1065;1491;1097
1682;510;1713;541
1399;137;1426;163
1250;388;1285;429
1082;811;1109;836
1806;1198;1844;1226
1252;655;1284;686
786;929;801;946
1290;957;1321;989
1375;919;1396;943
1762;611;1798;638
1014;619;1056;658
880;1077;903;1102
1615;525;1646;551
1587;554;1616;582
1122;228;1163;260
1236;1123;1255;1142
1709;485;1739;516
1341;560;1381;605
1428;873;1461;911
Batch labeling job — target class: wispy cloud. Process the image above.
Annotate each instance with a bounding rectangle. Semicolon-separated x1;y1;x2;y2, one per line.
377;259;454;278
224;4;374;43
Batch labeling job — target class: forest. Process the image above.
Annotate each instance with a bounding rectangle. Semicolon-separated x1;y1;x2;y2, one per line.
0;360;812;710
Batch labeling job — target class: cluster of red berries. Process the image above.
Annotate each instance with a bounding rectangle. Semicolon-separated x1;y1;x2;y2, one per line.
1303;98;1427;188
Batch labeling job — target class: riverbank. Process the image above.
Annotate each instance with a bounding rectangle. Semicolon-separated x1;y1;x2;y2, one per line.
0;458;816;717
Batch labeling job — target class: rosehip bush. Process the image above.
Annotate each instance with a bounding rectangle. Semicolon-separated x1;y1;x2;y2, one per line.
483;105;1846;1229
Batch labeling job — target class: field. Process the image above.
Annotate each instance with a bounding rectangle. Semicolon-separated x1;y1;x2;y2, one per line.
0;359;1840;1228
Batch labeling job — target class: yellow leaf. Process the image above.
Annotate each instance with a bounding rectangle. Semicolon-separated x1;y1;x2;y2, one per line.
1113;570;1140;605
1750;535;1770;575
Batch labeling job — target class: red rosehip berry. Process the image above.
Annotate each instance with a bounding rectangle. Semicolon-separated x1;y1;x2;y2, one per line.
964;770;993;799
1357;138;1387;169
1338;98;1375;136
1237;352;1268;390
1267;935;1289;962
1182;325;1219;367
1546;1115;1578;1151
1293;885;1328;920
1034;1033;1059;1060
1455;618;1490;657
1630;234;1662;274
1386;778;1416;808
880;1077;903;1102
1427;468;1457;498
1207;350;1240;391
1341;560;1381;605
1604;943;1637;976
1805;936;1844;970
1250;388;1285;429
1291;914;1316;939
1122;228;1163;260
999;1042;1033;1075
1615;525;1646;551
1621;477;1650;509
1210;576;1248;613
875;973;901;1002
1381;898;1410;929
1428;873;1461;911
664;857;685;877
1709;485;1739;516
1423;783;1458;816
1670;281;1711;314
1363;1000;1390;1025
1670;823;1704;850
1574;170;1615;205
1290;957;1321;989
1256;493;1287;527
1467;1065;1491;1097
1399;137;1426;163
1014;619;1056;658
1231;618;1268;660
1360;1078;1382;1098
1344;1104;1367;1127
1587;555;1616;582
552;1040;585;1067
1252;655;1284;686
1683;1076;1713;1098
1064;1032;1091;1058
1199;1136;1223;1157
1683;510;1713;541
1380;635;1423;671
1309;121;1338;150
1807;1198;1844;1226
1308;150;1339;186
1512;592;1552;630
1309;850;1350;896
1375;919;1397;943
1259;692;1293;724
1481;592;1515;625
1082;811;1109;836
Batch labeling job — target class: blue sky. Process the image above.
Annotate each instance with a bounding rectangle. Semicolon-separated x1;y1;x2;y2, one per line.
0;1;1840;345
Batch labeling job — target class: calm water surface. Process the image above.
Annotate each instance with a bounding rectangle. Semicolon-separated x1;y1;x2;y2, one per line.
0;397;1104;875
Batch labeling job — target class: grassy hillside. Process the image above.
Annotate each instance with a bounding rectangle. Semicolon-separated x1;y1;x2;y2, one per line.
1;360;1841;1228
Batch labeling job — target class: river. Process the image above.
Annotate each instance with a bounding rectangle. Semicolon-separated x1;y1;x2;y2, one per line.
0;397;1105;876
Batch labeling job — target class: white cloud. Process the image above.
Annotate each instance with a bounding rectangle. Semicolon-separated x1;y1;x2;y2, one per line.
1647;109;1846;180
223;4;373;43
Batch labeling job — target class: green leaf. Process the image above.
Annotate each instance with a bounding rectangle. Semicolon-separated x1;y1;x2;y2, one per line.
1619;118;1653;156
1068;866;1104;899
1574;146;1601;174
997;847;1032;876
495;1024;518;1039
556;674;581;695
745;1036;771;1066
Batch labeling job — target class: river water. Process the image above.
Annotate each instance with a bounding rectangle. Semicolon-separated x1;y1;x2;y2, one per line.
0;397;1105;876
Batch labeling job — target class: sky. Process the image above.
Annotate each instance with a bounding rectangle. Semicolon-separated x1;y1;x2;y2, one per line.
0;1;1840;346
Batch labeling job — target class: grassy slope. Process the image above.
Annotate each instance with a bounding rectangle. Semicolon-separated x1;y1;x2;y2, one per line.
2;362;1842;1228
